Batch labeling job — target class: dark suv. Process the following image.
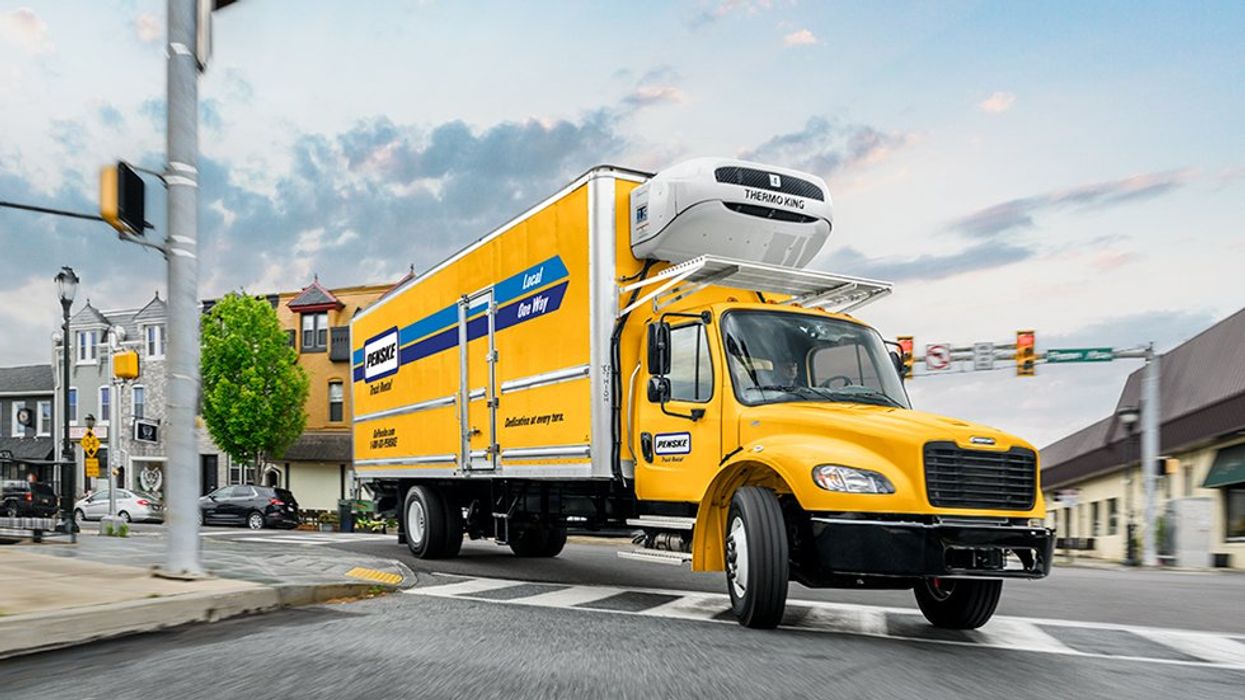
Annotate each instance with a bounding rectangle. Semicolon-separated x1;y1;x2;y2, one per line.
2;480;58;518
199;485;300;530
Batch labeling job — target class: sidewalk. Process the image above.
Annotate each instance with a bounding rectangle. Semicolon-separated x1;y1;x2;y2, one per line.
0;532;414;659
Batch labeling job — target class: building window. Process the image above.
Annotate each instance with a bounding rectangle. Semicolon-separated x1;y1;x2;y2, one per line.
69;387;77;423
1227;487;1245;541
133;386;145;420
1091;501;1101;537
1183;464;1194;498
301;312;328;352
11;401;25;437
99;386;110;423
76;330;98;363
667;324;714;402
328;381;343;422
37;400;51;437
144;324;165;358
1106;498;1118;536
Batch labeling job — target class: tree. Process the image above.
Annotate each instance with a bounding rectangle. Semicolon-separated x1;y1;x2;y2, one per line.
201;292;309;476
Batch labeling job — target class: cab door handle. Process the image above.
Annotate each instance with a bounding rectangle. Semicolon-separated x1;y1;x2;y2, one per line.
640;432;653;463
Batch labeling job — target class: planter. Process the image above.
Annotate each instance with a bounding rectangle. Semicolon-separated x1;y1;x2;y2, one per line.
318;523;336;532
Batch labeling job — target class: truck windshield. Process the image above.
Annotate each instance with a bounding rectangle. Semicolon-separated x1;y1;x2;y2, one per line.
721;310;910;409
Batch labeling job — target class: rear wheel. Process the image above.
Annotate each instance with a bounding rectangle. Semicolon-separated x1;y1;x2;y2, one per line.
403;485;460;559
725;486;789;629
246;511;264;530
6;502;21;518
914;578;1002;629
118;511;132;523
73;508;86;523
508;525;567;558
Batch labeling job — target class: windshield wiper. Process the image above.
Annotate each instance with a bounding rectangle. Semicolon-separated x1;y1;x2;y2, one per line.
819;388;905;408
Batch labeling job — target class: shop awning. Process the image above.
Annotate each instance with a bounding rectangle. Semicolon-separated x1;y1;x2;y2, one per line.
1203;443;1245;488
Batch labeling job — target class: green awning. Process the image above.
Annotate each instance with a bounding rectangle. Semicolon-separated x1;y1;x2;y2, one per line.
1203;443;1245;488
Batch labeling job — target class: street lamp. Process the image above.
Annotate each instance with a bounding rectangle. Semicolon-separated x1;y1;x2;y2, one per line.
1117;405;1140;566
55;266;79;535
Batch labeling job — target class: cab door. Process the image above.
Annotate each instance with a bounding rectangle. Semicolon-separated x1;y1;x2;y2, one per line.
633;317;722;503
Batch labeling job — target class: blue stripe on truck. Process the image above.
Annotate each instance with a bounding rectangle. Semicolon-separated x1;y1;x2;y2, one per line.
352;279;570;383
352;256;569;368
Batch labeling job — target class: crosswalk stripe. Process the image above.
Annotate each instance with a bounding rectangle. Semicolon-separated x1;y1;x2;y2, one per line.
1130;628;1245;665
402;575;1245;669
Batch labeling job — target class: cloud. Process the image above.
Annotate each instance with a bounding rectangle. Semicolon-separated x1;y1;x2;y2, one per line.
824;241;1034;282
638;65;681;85
0;7;53;54
948;169;1194;238
783;29;817;47
741;116;917;177
620;85;686;111
978;91;1016;113
690;0;776;28
135;13;160;43
1043;310;1218;353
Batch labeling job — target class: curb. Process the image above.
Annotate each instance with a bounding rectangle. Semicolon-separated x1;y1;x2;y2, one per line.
0;581;394;660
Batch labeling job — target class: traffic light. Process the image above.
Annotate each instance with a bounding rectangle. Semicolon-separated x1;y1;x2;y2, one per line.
1016;330;1036;376
113;350;140;380
897;335;914;379
100;162;146;236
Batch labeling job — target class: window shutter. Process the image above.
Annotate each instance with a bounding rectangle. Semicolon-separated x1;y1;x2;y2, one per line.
329;326;350;362
286;329;296;348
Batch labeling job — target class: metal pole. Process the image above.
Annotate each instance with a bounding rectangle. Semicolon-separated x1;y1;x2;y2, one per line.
159;0;203;577
1141;343;1160;567
108;334;117;518
59;303;76;539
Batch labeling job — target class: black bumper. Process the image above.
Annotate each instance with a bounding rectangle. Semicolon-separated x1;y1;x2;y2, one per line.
797;516;1054;586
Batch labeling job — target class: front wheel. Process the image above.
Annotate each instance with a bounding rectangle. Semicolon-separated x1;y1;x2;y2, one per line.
724;486;789;629
403;485;461;559
508;525;567;558
74;508;86;523
914;578;1002;629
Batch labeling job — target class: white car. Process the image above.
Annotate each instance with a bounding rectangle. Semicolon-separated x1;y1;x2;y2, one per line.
73;488;164;524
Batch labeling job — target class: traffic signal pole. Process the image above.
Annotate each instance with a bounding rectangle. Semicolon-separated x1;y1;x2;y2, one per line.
1139;344;1160;567
157;0;204;578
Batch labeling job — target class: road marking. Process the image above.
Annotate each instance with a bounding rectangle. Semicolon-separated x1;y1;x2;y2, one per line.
346;567;404;586
404;575;1245;670
210;532;393;545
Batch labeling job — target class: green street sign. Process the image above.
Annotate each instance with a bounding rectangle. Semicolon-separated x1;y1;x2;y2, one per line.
1045;348;1114;363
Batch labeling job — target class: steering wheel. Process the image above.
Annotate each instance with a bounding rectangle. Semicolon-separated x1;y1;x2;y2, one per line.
818;375;853;389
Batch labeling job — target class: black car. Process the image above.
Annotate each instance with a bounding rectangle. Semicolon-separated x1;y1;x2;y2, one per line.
199;485;299;530
1;480;58;518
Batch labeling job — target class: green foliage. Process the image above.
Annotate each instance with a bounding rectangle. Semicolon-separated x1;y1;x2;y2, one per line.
201;292;309;470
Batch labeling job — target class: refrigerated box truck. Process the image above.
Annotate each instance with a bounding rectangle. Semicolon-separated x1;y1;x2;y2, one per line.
351;157;1052;629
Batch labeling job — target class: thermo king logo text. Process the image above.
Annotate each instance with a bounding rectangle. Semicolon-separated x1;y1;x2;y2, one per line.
364;328;400;383
742;188;805;209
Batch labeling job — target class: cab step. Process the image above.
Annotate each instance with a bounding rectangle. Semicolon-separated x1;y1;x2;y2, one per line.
625;516;695;531
617;549;693;566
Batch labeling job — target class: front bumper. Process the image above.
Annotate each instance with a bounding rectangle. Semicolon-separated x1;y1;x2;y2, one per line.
797;515;1053;585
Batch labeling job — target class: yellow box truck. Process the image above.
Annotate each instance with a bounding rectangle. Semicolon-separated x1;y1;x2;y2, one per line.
351;158;1052;629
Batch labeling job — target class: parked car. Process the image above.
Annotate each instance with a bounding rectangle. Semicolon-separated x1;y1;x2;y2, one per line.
199;485;299;530
73;488;164;523
1;480;58;518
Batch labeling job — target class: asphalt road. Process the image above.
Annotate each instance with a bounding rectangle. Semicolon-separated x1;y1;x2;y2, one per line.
5;586;1243;700
292;534;1245;635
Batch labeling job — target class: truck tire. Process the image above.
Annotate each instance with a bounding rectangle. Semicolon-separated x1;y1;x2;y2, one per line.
914;578;1002;629
441;495;464;558
403;485;459;559
725;486;789;629
508;525;567;558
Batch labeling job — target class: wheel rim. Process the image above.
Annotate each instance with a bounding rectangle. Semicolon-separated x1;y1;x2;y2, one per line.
74;510;84;523
726;515;749;599
248;513;262;529
925;577;955;601
407;498;426;547
119;512;131;523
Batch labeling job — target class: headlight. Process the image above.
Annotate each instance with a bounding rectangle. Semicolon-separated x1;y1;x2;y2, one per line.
812;465;895;494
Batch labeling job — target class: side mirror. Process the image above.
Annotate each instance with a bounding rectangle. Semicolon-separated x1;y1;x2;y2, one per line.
647;322;671;376
889;350;906;382
647;376;671;404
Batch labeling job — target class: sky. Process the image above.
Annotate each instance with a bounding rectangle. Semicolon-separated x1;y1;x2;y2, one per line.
1;1;1242;447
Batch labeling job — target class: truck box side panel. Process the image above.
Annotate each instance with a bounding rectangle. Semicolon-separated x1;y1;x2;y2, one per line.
352;185;594;478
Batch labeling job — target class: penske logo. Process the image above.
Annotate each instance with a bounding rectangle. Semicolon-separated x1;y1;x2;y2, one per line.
742;188;805;210
363;327;400;382
654;432;692;456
